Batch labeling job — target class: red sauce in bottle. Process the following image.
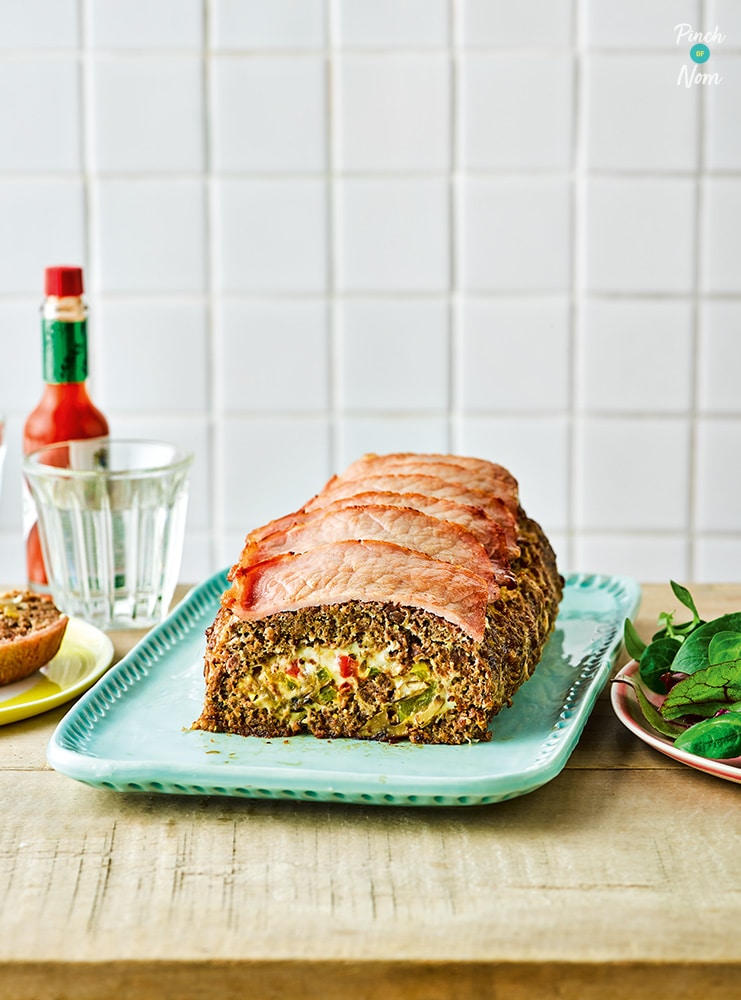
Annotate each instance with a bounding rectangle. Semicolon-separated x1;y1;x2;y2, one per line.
22;266;109;588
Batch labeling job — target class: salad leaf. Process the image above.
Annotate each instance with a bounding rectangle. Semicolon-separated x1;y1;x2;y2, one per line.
673;713;741;760
639;636;681;694
623;617;646;661
671;612;741;676
661;659;741;720
670;580;701;624
615;678;685;739
707;630;741;667
621;584;741;762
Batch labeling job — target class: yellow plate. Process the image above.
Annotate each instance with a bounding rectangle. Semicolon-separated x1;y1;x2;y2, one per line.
0;618;114;725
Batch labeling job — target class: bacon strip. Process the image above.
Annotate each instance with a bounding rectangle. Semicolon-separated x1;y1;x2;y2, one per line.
341;452;519;511
315;491;513;580
306;472;520;558
239;503;499;600
227;539;488;642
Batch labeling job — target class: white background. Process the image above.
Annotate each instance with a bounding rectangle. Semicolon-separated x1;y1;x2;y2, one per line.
0;0;739;585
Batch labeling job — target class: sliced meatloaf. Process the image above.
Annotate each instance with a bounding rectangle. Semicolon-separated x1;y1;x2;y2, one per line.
193;453;563;744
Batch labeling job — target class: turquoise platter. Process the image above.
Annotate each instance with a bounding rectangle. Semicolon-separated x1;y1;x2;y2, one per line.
47;572;640;807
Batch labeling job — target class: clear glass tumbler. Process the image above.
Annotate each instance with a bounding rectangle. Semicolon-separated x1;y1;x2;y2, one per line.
23;438;193;630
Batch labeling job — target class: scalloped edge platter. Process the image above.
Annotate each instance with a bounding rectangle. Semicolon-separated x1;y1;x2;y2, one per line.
47;572;640;807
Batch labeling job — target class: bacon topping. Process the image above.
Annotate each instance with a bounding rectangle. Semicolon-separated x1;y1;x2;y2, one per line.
238;503;499;600
340;452;519;511
305;472;519;558
227;539;489;642
225;453;523;642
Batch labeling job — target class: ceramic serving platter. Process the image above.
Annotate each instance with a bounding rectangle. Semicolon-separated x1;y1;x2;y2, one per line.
0;618;113;725
47;572;640;807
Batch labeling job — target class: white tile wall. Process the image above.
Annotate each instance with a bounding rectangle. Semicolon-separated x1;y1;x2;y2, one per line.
336;0;449;48
578;300;694;413
583;0;700;48
459;298;570;411
698;301;741;412
584;55;699;172
336;178;449;291
582;178;695;293
459;54;573;170
218;299;329;412
0;59;81;172
0;180;86;294
211;0;325;50
88;56;204;172
459;0;572;46
335;54;450;171
702;178;741;293
214;178;327;292
459;178;571;292
88;0;203;49
211;55;326;172
0;0;79;49
576;417;691;533
0;0;739;588
704;52;741;169
93;179;207;292
338;299;449;412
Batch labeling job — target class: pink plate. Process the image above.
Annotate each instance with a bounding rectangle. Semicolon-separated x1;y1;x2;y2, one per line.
610;661;741;785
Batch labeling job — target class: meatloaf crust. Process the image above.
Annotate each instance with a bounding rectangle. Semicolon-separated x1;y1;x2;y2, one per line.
193;511;562;745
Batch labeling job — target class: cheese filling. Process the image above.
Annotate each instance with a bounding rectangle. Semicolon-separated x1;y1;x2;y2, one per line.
237;642;455;736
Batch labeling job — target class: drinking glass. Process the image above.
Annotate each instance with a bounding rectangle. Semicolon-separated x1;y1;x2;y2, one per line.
23;438;193;630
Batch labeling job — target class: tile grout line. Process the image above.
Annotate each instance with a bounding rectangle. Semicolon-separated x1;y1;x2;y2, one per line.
4;45;741;57
3;288;741;303
567;0;584;575
686;0;707;582
201;0;221;570
80;0;104;400
79;0;94;347
326;0;339;473
448;0;458;454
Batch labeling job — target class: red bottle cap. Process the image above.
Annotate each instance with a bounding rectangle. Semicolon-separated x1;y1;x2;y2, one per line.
44;266;84;297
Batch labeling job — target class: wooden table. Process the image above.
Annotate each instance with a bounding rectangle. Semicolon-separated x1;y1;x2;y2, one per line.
1;582;740;999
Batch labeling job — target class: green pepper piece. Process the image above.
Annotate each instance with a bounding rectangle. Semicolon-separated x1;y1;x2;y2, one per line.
395;685;436;722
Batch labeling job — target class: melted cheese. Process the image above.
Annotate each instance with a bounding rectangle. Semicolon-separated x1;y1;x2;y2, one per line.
236;641;455;735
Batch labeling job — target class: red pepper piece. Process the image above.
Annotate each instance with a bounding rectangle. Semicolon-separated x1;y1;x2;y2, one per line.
338;654;358;678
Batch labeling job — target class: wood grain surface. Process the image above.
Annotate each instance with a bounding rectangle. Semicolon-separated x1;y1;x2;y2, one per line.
2;582;740;999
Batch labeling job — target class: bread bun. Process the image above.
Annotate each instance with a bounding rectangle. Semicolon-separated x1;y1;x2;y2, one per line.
0;591;69;686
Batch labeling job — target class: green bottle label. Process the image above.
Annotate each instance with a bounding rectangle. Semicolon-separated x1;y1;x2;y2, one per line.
42;319;88;383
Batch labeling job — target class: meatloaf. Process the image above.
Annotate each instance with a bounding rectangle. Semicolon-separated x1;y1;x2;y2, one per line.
0;591;68;685
193;452;563;744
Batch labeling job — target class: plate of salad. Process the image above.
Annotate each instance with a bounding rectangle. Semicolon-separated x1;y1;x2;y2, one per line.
611;581;741;784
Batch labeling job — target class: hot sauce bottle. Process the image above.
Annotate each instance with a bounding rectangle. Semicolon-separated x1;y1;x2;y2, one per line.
23;266;109;589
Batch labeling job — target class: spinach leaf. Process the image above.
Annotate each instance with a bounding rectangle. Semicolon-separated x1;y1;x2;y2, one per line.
708;630;741;667
670;580;701;624
650;583;704;642
673;713;741;760
623;617;646;661
615;678;685;739
661;659;741;720
671;612;741;676
639;637;681;694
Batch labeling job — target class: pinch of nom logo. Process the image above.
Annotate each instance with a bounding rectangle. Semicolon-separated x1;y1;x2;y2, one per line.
675;23;724;86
